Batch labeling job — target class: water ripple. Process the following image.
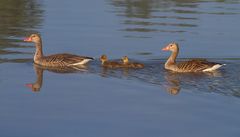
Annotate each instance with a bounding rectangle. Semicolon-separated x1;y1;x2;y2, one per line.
89;59;240;98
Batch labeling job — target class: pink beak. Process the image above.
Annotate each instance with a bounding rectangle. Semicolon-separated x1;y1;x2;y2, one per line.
24;37;31;42
162;46;169;51
25;83;33;89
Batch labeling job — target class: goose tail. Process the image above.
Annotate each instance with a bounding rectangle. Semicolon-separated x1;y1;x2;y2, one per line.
203;63;225;72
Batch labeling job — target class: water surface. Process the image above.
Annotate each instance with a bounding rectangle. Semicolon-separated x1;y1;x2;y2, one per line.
0;0;240;137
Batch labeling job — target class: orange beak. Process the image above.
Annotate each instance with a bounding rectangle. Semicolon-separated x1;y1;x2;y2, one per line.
24;37;32;42
162;46;169;51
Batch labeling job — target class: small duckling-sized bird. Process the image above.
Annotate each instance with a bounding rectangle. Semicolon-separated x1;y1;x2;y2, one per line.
100;55;123;68
122;56;144;69
162;42;224;72
24;34;93;67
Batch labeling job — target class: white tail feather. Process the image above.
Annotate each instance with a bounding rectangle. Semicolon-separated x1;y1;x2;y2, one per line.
203;64;224;72
71;59;92;65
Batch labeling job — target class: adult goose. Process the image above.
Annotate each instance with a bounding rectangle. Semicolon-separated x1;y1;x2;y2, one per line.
121;56;144;69
162;42;224;72
24;34;93;67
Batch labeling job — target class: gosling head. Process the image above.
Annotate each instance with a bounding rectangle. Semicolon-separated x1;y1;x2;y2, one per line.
100;55;108;64
122;56;129;64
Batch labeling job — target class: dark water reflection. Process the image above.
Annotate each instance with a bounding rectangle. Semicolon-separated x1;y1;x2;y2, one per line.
0;0;44;62
110;0;240;36
110;0;199;33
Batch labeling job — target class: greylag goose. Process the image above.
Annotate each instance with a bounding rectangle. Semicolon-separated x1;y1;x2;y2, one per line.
24;34;93;67
100;55;123;68
162;42;224;72
121;56;144;68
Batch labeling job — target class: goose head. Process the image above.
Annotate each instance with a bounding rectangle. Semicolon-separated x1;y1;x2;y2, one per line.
162;42;179;52
24;34;41;43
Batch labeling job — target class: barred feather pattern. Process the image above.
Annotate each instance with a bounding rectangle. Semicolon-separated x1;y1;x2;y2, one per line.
163;43;223;72
36;53;93;67
174;59;220;72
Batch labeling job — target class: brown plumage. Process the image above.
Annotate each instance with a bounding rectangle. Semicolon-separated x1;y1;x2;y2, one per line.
121;56;144;69
24;34;93;67
162;42;224;72
100;55;123;68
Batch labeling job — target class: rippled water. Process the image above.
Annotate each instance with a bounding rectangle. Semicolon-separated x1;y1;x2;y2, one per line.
0;0;240;137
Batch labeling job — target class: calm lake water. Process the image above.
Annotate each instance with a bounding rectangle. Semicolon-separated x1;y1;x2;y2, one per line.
0;0;240;137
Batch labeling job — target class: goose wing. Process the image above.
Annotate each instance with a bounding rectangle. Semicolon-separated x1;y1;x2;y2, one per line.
43;53;93;66
176;59;218;72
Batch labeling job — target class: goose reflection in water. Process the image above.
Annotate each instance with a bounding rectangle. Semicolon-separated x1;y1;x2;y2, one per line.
25;64;88;92
163;70;223;95
99;62;224;96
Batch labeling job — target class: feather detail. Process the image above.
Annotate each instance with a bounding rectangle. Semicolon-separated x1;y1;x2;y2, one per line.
39;54;93;67
176;59;221;72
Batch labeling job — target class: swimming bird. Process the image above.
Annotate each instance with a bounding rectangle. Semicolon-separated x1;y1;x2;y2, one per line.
162;42;224;72
100;55;123;68
121;56;144;68
24;34;93;67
